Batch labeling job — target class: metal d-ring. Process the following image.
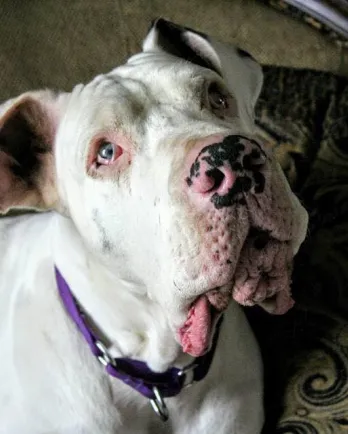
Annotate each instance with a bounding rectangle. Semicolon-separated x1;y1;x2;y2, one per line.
95;340;114;367
150;387;169;422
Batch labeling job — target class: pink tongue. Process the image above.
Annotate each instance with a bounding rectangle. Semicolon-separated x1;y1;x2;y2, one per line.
178;295;212;357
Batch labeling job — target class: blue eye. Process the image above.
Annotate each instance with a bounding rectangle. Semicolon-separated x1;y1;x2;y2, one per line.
94;138;123;167
98;142;115;161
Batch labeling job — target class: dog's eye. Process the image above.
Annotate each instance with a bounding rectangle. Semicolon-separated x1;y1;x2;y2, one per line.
97;141;123;165
208;83;229;110
98;142;115;160
205;82;236;119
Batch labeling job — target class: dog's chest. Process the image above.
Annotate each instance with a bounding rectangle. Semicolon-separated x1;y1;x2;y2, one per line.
0;284;151;433
0;217;178;433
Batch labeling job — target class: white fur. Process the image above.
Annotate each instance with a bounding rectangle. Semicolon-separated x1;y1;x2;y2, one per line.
0;212;264;433
0;26;307;433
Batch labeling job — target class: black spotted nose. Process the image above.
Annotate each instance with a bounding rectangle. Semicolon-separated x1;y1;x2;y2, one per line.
186;134;267;208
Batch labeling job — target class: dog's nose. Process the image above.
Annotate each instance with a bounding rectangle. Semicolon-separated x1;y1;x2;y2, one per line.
185;134;266;206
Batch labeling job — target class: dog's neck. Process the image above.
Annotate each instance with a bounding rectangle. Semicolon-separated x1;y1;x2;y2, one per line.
52;214;190;372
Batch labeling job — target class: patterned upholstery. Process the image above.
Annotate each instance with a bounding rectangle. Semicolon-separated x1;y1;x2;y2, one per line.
252;66;348;433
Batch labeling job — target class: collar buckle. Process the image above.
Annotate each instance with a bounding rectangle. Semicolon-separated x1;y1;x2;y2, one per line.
96;339;170;421
177;362;198;388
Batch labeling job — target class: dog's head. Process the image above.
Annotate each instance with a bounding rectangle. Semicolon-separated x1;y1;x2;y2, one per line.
0;19;308;357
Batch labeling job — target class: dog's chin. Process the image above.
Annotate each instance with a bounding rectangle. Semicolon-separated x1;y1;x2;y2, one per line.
178;284;232;357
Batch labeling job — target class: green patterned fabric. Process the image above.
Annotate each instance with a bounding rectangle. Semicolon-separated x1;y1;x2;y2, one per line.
251;66;348;433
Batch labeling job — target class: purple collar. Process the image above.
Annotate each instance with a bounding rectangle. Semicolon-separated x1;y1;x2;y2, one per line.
55;267;222;421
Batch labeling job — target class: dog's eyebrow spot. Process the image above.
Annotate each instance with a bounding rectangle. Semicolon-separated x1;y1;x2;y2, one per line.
96;74;148;121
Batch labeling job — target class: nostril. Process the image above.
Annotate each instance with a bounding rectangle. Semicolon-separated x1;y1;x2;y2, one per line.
205;168;225;192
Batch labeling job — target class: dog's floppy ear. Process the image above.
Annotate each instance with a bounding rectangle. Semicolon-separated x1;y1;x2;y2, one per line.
143;18;263;129
0;90;64;214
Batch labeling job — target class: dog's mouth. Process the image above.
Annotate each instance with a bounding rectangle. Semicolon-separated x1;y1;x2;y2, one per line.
178;225;296;357
178;285;231;357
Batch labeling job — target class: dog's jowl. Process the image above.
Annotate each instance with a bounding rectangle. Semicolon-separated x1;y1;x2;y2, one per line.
0;19;308;434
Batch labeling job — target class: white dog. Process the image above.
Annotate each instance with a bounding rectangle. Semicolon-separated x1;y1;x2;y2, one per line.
0;19;308;434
